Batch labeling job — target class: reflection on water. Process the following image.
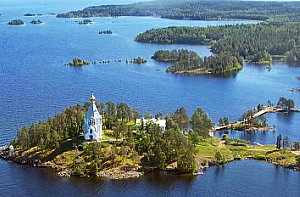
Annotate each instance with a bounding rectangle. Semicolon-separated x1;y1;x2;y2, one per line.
2;160;299;197
214;112;300;145
0;0;300;196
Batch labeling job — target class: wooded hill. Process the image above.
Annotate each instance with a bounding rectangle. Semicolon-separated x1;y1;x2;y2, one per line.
57;0;300;22
136;23;300;64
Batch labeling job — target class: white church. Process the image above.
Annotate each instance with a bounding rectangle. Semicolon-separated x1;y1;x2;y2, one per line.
84;93;103;141
83;93;167;140
136;118;166;133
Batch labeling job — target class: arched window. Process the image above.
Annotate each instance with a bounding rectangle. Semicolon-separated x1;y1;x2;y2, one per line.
89;118;95;126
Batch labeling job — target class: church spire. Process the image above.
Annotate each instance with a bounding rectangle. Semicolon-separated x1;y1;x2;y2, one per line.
90;92;96;103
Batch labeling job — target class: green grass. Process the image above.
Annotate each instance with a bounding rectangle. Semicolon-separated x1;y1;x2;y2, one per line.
12;137;299;175
195;138;234;162
195;138;298;167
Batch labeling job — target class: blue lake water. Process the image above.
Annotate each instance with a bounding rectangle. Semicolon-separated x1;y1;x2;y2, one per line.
0;159;299;197
0;0;300;196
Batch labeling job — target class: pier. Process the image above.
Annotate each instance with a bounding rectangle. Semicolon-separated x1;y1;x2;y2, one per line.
215;106;299;131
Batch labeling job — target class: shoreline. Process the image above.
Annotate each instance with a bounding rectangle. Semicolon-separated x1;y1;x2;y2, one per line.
1;145;299;179
0;147;143;179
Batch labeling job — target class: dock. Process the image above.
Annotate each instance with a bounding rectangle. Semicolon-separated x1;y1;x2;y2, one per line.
215;106;299;131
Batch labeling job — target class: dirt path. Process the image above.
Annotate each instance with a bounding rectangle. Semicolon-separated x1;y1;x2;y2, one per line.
292;151;300;155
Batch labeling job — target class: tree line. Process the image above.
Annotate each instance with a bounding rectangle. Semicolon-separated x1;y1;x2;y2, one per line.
57;0;300;22
276;134;300;150
135;22;300;65
277;97;295;111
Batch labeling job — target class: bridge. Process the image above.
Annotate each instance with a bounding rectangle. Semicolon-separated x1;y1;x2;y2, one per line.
214;106;299;131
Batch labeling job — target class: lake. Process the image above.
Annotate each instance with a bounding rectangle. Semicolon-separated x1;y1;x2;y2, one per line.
0;0;300;196
1;159;299;197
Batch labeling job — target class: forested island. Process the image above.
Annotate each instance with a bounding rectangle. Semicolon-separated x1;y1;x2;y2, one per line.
78;19;92;25
152;49;242;74
8;19;24;25
56;0;300;22
0;99;300;179
99;30;112;35
136;23;300;65
68;58;90;66
126;57;147;64
24;13;42;17
30;20;43;24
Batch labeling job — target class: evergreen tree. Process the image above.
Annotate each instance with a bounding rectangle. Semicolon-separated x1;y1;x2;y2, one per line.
177;146;198;173
276;134;282;149
190;108;213;137
173;107;189;131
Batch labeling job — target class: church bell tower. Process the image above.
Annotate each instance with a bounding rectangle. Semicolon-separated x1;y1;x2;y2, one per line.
84;93;102;141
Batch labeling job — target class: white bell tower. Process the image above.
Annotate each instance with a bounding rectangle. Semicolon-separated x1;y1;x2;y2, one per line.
84;93;102;141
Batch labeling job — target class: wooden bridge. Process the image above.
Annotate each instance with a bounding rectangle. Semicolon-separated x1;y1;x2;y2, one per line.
214;106;299;131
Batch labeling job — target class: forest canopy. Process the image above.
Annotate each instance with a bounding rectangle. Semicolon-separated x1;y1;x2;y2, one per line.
136;23;300;64
57;0;300;22
13;101;215;174
152;49;243;74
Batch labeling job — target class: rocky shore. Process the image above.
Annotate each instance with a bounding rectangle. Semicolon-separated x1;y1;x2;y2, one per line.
1;145;299;179
0;147;142;179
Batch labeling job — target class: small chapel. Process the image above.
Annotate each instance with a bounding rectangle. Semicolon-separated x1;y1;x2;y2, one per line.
84;93;103;141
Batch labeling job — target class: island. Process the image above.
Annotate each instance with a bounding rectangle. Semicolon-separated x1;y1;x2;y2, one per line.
132;57;147;64
30;20;43;24
8;19;25;25
99;30;113;35
24;13;43;17
67;58;90;66
152;49;242;75
78;19;92;25
126;57;147;64
0;96;299;179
